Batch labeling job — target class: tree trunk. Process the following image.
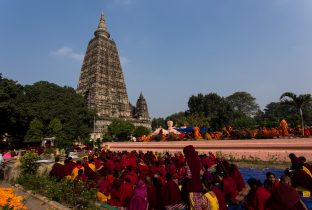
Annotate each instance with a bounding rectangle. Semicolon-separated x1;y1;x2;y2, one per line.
300;107;304;137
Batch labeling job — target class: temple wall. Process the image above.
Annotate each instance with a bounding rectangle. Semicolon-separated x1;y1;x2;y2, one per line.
102;138;312;161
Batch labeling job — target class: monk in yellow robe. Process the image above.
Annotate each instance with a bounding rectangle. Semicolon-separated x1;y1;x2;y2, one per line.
279;119;289;136
193;126;202;139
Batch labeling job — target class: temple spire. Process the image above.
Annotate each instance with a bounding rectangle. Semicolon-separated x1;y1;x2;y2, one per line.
94;13;110;38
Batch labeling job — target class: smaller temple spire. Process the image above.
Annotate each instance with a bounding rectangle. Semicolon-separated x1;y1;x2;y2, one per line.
94;13;110;38
135;92;149;121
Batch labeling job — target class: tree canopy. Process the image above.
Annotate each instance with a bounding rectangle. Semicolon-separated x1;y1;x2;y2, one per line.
225;91;260;118
0;75;94;146
280;92;312;136
106;118;135;141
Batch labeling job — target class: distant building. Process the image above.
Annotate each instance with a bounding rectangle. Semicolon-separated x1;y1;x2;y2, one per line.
77;14;151;137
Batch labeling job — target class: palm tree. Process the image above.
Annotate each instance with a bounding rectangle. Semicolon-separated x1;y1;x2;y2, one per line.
280;92;312;136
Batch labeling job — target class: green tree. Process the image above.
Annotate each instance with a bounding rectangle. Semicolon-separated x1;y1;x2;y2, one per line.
233;117;257;129
280;92;312;136
260;102;297;127
166;112;188;127
226;91;260;118
22;81;93;142
133;126;151;138
106;118;135;141
184;112;208;127
151;118;166;130
47;118;69;148
0;74;27;141
188;93;205;116
48;118;62;135
24;118;44;143
187;93;233;129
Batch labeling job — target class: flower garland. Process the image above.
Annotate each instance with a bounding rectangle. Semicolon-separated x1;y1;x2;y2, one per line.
0;188;27;210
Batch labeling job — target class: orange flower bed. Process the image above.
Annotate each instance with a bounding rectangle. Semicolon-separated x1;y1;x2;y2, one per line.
0;188;27;210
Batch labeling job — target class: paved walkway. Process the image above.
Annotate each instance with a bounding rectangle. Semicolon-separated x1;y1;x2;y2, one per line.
0;181;51;210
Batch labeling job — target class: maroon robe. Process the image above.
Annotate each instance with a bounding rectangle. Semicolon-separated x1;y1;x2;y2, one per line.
108;180;133;207
147;184;158;210
162;179;182;206
222;176;239;205
268;183;306;210
49;162;66;180
246;186;270;210
66;160;76;174
76;173;87;183
98;177;111;195
183;145;203;192
124;171;138;186
291;169;312;192
84;163;97;181
255;186;270;210
231;164;245;192
128;179;148;210
212;186;227;210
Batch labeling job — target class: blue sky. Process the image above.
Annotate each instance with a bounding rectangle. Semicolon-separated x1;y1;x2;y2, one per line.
1;0;312;118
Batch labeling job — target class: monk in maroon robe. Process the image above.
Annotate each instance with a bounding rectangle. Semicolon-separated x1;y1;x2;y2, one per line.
264;172;280;193
146;176;159;210
268;175;308;210
162;173;183;208
230;163;245;192
64;157;76;176
49;157;66;180
246;178;270;210
217;172;239;205
211;185;227;210
183;145;202;193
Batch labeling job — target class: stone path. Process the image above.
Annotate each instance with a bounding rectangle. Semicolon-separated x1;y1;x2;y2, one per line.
0;181;52;210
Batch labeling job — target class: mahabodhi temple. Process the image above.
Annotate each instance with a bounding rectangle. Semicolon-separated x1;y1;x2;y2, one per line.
77;14;151;138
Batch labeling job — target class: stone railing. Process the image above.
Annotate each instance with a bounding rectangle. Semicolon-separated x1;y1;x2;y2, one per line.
103;138;312;161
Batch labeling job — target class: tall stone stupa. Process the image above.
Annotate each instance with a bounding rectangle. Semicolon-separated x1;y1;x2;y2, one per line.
77;14;151;137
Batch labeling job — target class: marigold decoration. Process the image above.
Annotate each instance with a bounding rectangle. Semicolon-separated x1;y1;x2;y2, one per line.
0;188;27;210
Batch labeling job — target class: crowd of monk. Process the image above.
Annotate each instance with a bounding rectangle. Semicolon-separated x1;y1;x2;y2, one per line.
140;120;311;141
49;146;311;210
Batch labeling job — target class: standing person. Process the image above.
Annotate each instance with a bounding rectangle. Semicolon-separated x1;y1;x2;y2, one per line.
146;176;159;210
268;175;308;210
183;145;209;210
128;179;148;210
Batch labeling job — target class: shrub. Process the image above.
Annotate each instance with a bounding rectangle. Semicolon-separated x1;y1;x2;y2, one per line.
16;174;97;209
133;126;151;137
20;152;40;174
107;118;135;141
102;134;114;142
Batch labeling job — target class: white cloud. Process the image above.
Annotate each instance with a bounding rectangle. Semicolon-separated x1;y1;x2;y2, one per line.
52;47;84;62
